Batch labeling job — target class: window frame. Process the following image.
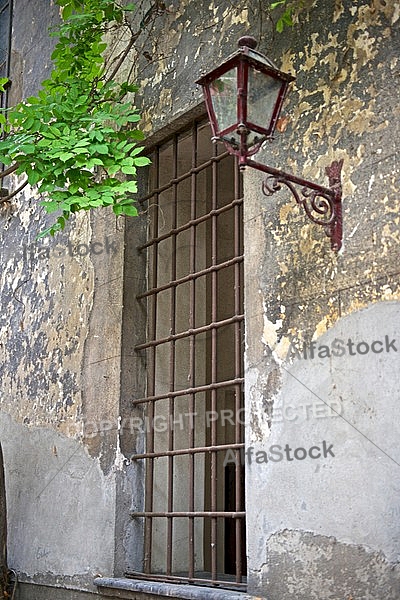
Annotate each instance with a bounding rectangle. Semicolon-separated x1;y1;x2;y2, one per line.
129;118;246;590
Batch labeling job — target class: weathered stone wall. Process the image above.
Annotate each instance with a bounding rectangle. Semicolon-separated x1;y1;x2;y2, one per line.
129;1;400;596
242;1;400;598
1;0;399;598
1;0;127;594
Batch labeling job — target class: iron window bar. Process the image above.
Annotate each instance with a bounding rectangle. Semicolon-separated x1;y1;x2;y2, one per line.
131;120;245;589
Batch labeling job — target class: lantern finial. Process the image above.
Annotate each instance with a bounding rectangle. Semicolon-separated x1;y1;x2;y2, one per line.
238;36;257;49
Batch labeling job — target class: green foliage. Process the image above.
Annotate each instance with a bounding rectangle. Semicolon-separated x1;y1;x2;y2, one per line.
0;0;149;236
270;0;294;33
270;0;312;32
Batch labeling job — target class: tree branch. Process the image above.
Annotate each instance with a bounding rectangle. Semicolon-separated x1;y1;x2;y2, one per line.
0;179;28;204
0;163;19;179
104;1;168;85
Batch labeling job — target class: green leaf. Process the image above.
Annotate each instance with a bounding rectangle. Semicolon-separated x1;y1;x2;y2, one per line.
121;165;137;175
112;204;124;216
129;146;145;156
125;114;141;123
96;42;107;53
61;3;73;19
75;138;91;147
94;130;104;141
106;164;120;176
27;170;43;185
133;156;151;166
0;0;145;236
69;183;81;194
118;196;137;205
24;117;36;130
86;158;104;168
42;130;57;139
59;152;75;161
120;180;138;193
20;144;36;154
39;199;60;213
91;143;109;154
282;10;293;25
25;95;40;105
120;82;139;93
88;198;104;207
271;1;286;8
71;146;90;155
121;205;138;217
0;77;9;92
129;130;145;140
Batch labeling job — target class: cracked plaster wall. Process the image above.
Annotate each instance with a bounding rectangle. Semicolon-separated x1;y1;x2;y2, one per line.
132;0;400;595
241;1;400;598
0;0;399;598
123;0;400;596
1;0;131;593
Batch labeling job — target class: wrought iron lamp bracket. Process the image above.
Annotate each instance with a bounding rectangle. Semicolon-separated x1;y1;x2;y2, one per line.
243;156;343;252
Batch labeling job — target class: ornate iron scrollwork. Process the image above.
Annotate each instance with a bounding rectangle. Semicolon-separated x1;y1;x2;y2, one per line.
262;174;337;234
247;158;343;251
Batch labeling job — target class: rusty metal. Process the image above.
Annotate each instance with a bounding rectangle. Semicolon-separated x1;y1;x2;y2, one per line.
196;37;343;252
188;122;197;580
0;0;12;106
137;151;230;206
210;144;218;581
134;315;244;351
131;377;244;406
195;37;294;155
142;145;160;574
137;254;243;300
138;196;242;251
131;511;245;518
130;442;245;461
166;134;179;576
233;159;244;582
247;156;344;251
132;120;245;588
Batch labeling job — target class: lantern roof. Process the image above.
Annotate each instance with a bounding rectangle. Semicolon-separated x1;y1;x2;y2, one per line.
196;37;295;87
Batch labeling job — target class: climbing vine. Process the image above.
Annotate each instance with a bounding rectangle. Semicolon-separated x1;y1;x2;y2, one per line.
0;0;310;237
0;0;151;236
271;0;294;32
271;0;313;32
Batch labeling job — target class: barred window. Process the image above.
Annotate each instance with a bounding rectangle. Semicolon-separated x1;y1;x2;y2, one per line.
130;120;246;590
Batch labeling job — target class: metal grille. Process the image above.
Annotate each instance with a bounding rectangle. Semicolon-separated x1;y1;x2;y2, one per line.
130;120;245;589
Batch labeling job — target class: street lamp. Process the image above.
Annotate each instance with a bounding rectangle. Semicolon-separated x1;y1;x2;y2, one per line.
196;36;343;251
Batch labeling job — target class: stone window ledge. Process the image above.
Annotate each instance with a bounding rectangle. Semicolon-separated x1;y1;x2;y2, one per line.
94;577;264;600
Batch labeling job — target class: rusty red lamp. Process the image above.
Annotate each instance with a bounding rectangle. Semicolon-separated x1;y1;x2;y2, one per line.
196;36;343;251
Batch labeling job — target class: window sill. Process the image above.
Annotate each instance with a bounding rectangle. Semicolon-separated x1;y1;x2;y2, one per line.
94;577;265;600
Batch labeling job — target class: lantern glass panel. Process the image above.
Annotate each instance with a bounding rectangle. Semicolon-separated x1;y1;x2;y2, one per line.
247;67;282;132
209;68;237;134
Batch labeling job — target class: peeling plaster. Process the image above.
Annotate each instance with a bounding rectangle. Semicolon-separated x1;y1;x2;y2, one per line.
0;200;94;436
134;0;251;135
252;530;400;600
2;0;399;597
333;0;344;23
